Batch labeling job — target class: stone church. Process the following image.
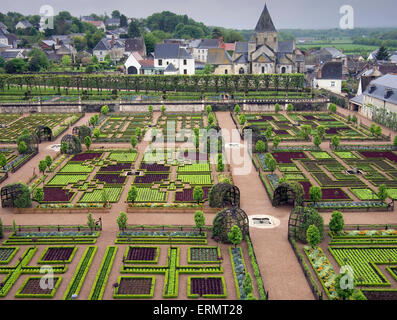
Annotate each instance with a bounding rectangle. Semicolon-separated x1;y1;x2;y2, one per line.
230;4;305;75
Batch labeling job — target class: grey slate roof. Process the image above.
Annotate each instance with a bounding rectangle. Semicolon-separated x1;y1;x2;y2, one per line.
320;61;343;80
255;4;277;32
93;39;111;51
155;44;192;59
350;94;364;106
0;29;7;39
234;54;249;64
234;42;248;54
1;51;20;59
363;74;397;105
165;63;178;72
105;18;120;25
125;38;145;53
278;40;294;53
198;39;219;49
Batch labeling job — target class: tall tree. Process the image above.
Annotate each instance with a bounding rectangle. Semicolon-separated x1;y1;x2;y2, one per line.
128;19;141;38
376;46;390;61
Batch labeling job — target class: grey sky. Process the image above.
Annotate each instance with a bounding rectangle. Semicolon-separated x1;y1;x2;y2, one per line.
1;0;397;29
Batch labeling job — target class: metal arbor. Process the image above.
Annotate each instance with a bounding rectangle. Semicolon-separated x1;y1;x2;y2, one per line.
61;134;82;155
36;126;52;143
209;183;240;208
272;182;304;207
74;125;91;143
288;206;307;240
212;206;249;243
1;183;24;208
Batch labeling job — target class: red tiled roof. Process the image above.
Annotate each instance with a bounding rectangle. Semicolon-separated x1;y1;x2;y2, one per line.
139;59;154;67
87;21;104;27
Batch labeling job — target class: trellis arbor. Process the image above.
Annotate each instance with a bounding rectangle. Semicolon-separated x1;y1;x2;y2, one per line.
61;134;82;155
212;207;249;243
243;125;267;147
209;183;240;208
0;74;305;94
73;125;91;143
1;183;31;208
272;182;304;207
36;126;52;143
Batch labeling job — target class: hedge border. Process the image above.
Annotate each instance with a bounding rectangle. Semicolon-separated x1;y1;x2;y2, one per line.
37;246;78;265
0;246;19;265
113;276;156;299
15;276;62;299
187;276;227;299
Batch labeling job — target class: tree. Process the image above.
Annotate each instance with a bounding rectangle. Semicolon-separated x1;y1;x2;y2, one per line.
352;115;358;124
331;136;340;148
208;113;215;126
306;225;321;248
193;186;204;204
216;157;224;172
275;103;280;113
300;125;312;140
370;124;376;136
101;105;109;115
28;48;49;71
127;187;137;203
0;153;6;170
194;134;200;149
194;210;205;233
148;105;153;114
273;136;281;148
328;103;337;113
206;105;212;114
374;125;382;138
378;184;388;202
309;186;322;204
376;45;390;61
61;141;68;154
264;126;273;140
265;154;277;173
161;105;166;114
130;136;138;149
13;183;31;208
238;114;246;126
84;136;92;150
255;140;265;153
313;135;322;148
128;19;141;37
394;136;397;146
0;218;3;239
228;225;243;247
234;105;241;114
243;273;253;296
317;126;325;138
334;271;354;300
287;104;293;112
39;160;47;175
45;155;52;169
117;211;128;231
17;141;28;154
87;213;96;231
34;188;44;203
329;211;344;235
93;128;100;138
62;55;72;67
5;58;28;74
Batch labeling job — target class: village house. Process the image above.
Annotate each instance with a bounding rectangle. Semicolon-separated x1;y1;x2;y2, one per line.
154;43;195;75
312;61;343;94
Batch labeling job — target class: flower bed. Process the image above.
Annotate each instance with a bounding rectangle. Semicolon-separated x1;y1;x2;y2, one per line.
38;246;77;264
0;247;19;264
134;173;170;184
188;277;227;298
174;187;210;203
94;174;126;185
114;277;155;299
70;153;103;162
230;247;249;300
78;187;123;203
15;276;62;298
125;246;159;264
42;187;75;202
272;152;307;163
350;188;379;201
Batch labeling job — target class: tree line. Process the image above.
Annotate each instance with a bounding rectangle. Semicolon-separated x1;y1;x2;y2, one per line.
0;73;305;94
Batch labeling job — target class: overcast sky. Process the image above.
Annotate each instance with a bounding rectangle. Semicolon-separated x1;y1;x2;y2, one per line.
1;0;397;29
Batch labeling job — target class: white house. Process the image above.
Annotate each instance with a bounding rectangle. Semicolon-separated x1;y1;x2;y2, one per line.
15;20;32;30
192;39;220;64
351;74;397;119
93;38;124;62
313;61;343;94
154;43;195;75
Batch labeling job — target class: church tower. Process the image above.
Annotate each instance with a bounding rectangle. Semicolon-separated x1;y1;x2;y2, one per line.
252;4;278;52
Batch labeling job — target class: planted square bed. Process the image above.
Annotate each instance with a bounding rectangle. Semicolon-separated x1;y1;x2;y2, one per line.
114;277;155;298
188;247;221;263
125;246;159;263
350;188;379;201
39;246;77;264
0;247;18;264
15;277;62;298
188;277;226;298
70;153;103;162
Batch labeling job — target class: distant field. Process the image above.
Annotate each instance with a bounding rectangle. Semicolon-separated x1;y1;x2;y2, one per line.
297;42;382;55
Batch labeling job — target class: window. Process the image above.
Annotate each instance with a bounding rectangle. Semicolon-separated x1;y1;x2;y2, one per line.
262;66;265;73
159;59;163;66
239;67;245;74
167;61;169;65
274;37;277;42
184;70;187;75
183;59;187;65
331;81;335;87
225;69;228;74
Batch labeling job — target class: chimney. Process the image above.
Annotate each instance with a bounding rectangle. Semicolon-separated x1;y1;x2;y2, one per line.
56;38;59;46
